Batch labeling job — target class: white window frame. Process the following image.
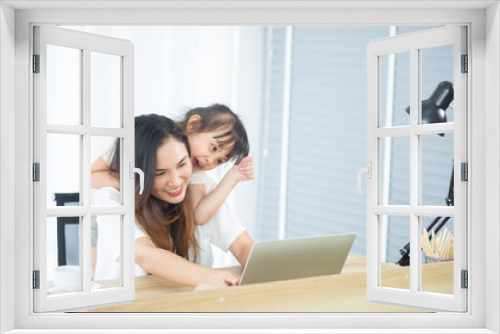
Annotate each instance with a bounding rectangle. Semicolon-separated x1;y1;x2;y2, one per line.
32;25;136;312
366;26;468;312
1;2;498;333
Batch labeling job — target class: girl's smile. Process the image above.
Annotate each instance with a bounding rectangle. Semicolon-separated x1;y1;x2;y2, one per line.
191;157;202;169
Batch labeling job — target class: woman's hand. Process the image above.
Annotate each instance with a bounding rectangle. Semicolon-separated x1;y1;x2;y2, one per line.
136;237;240;287
204;270;240;287
230;157;254;182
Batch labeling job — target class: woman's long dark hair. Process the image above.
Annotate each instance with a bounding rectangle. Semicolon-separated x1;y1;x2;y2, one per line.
109;114;198;261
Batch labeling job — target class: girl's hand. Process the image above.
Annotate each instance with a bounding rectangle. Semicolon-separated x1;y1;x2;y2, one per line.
205;270;240;287
230;157;255;182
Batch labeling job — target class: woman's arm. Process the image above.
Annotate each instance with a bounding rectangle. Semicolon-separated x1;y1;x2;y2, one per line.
91;156;120;189
190;157;254;225
135;237;240;287
229;231;254;268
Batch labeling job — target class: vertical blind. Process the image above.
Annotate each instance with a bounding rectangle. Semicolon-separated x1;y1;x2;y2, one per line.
284;27;390;256
255;27;287;240
257;26;454;262
257;26;390;256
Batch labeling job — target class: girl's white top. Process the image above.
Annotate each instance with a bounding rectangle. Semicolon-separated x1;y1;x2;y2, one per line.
189;169;207;185
93;177;246;280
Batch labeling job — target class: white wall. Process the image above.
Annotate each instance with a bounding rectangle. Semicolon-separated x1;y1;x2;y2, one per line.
0;2;16;333
485;2;500;332
231;27;264;238
210;26;264;267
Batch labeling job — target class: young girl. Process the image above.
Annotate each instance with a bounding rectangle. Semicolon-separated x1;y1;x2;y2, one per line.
177;104;254;225
91;104;254;227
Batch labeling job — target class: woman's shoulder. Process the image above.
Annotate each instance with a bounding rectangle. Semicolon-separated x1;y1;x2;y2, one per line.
134;221;149;240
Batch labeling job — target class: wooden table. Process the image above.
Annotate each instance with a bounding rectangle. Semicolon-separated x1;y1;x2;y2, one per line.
83;253;453;313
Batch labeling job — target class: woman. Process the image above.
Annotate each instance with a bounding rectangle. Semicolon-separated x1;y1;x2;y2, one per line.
93;114;253;287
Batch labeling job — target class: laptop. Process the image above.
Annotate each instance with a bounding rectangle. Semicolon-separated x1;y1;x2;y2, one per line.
239;233;356;285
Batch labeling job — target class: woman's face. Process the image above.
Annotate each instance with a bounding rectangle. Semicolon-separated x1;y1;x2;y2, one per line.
188;129;234;171
151;138;192;204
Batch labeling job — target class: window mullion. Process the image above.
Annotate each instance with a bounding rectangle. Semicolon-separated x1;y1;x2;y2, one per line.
45;124;130;137
82;48;91;208
380;28;397;262
409;47;420;295
81;48;92;295
278;26;293;240
365;46;379;297
122;49;135;292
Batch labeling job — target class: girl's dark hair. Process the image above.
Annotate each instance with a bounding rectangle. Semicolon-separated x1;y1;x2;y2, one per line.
177;104;250;163
109;114;198;261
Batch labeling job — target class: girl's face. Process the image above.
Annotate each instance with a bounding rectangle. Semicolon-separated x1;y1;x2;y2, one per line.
188;129;233;170
151;138;192;204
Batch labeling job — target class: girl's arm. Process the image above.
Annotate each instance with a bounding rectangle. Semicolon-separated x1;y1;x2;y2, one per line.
91;156;120;190
134;237;239;287
228;231;254;268
190;157;254;225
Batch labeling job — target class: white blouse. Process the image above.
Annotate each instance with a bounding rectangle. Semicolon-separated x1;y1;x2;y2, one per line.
93;177;246;280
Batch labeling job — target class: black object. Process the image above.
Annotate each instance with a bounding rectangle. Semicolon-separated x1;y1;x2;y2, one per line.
396;162;455;266
396;80;455;266
54;193;80;266
396;165;454;266
405;81;454;136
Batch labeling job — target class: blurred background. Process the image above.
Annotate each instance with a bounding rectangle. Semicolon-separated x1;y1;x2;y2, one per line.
46;26;454;275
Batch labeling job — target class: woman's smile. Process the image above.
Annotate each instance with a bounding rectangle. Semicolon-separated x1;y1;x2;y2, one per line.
165;184;183;197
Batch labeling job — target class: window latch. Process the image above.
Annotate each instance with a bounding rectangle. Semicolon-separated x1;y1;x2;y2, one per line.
357;161;372;195
130;162;144;195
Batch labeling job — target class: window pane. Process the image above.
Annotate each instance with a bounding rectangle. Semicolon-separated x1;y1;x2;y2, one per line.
380;215;410;290
92;215;122;290
47;133;81;207
381;51;410;127
47;44;81;125
47;216;81;296
91;52;121;128
421;133;454;206
420;216;454;295
381;136;410;205
420;45;454;124
91;136;121;206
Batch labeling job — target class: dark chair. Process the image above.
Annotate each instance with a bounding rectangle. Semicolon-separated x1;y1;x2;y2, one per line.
54;193;80;266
